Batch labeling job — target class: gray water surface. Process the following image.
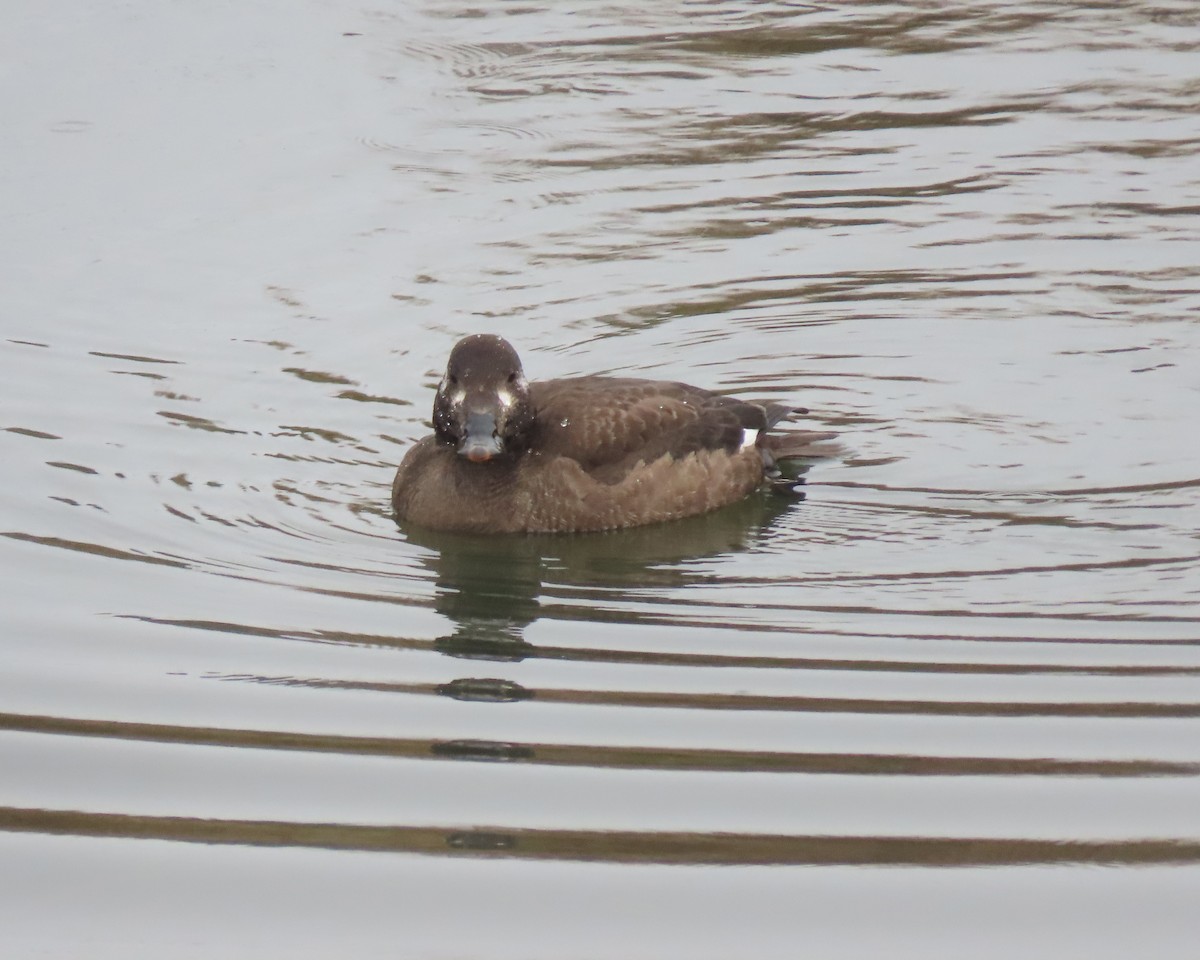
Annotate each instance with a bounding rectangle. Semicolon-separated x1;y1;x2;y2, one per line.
3;1;1200;957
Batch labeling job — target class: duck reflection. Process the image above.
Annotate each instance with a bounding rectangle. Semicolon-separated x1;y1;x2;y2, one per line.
399;481;808;665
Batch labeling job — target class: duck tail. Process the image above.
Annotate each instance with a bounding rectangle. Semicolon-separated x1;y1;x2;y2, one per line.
766;429;841;461
749;401;841;497
749;401;839;459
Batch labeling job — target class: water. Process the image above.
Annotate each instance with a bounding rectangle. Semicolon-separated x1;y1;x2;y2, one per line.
3;1;1200;956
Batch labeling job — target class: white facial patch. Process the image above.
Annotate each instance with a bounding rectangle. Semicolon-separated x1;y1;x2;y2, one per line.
439;377;466;407
495;375;527;411
739;428;760;451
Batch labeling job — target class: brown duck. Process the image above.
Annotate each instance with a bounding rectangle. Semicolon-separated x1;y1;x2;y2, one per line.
392;334;828;533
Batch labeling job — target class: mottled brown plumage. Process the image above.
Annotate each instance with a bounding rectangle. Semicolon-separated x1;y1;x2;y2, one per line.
392;335;827;534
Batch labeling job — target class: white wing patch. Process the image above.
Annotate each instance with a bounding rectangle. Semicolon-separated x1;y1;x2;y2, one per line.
739;428;760;451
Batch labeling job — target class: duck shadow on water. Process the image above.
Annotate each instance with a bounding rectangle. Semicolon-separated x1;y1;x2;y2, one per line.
399;479;810;667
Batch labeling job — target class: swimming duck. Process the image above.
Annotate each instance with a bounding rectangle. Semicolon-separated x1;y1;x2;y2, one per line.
392;334;823;533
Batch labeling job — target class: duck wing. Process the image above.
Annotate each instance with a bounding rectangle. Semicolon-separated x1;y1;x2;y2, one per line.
530;377;768;477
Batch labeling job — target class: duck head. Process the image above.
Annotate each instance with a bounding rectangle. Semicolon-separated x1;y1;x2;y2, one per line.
433;335;535;462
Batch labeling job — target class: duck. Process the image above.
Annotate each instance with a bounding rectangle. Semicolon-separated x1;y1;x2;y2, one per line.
392;334;827;534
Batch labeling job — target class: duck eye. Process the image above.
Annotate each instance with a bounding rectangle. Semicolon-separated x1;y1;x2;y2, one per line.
507;372;518;384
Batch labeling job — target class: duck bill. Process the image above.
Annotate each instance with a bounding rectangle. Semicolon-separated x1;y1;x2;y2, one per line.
458;411;504;462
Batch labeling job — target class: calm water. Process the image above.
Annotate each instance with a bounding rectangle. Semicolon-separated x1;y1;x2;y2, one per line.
3;1;1200;956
